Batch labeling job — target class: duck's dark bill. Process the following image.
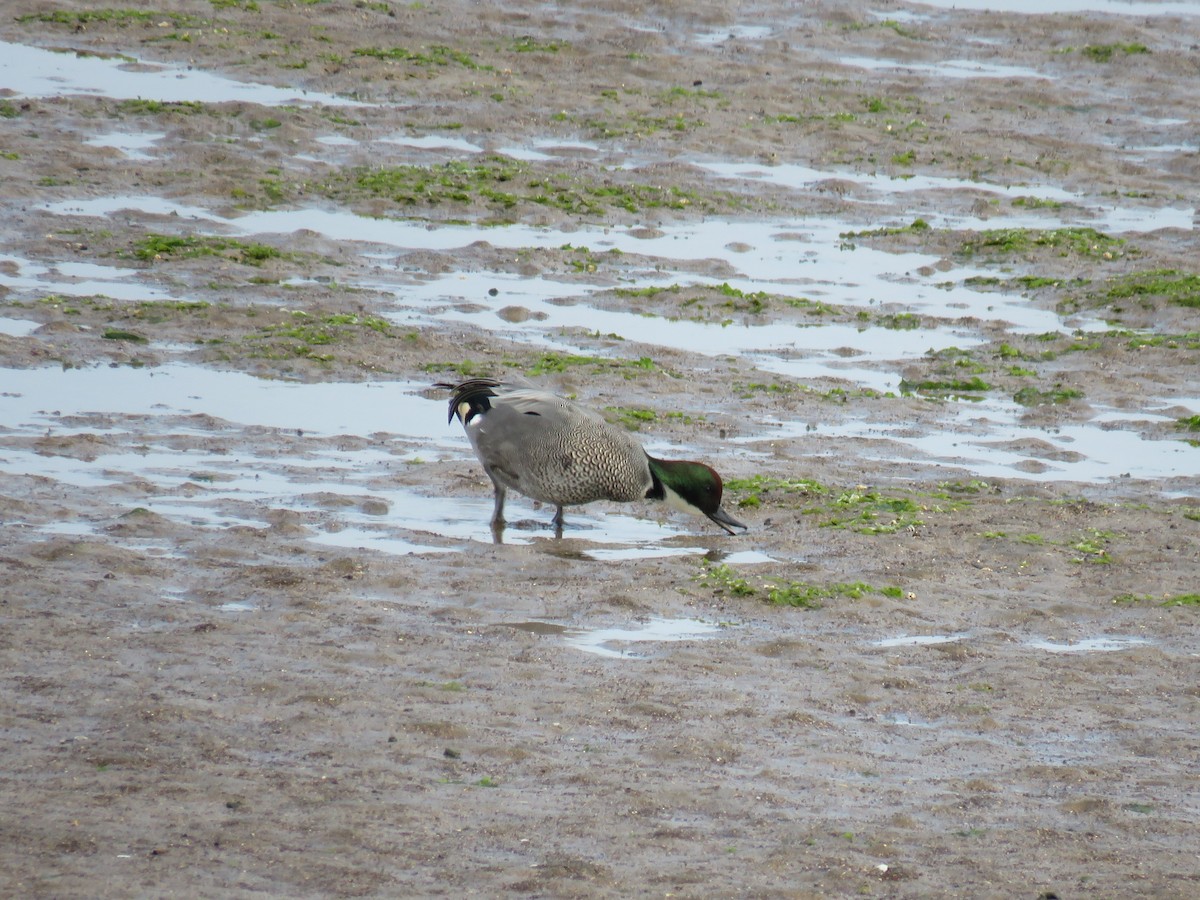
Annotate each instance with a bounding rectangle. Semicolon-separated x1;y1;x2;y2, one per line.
709;507;748;534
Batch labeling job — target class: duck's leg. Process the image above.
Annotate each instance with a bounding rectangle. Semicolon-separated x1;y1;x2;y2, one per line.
486;474;507;528
488;483;507;543
552;504;565;539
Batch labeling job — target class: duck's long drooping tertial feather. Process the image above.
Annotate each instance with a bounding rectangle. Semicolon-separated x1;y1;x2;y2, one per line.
438;378;746;536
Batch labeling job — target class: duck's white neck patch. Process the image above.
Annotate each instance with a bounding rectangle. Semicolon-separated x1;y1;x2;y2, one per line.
660;482;701;518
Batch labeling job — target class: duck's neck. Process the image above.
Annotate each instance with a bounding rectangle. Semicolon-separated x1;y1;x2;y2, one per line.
646;456;717;512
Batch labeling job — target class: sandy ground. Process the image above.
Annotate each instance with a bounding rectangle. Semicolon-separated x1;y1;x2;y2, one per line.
2;1;1199;896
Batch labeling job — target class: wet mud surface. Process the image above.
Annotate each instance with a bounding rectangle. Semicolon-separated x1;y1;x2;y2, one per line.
2;1;1199;896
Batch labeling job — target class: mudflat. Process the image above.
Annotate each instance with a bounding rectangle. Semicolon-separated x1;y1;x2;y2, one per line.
2;1;1198;897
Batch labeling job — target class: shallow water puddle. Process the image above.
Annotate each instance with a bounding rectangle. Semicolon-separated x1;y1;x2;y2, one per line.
504;621;571;636
1124;141;1199;156
0;364;443;544
311;490;698;552
945;205;1195;237
308;527;461;556
36;195;1095;338
1027;636;1153;653
381;133;484;153
45;196;947;289
0;318;42;337
504;617;727;657
581;545;707;560
739;395;1196;484
36;195;1063;368
1;363;446;439
496;138;604;162
2;432;463;552
18;462;713;556
33;194;1024;393
315;135;359;148
0;253;177;302
32;520;97;537
301;134;606;165
697;162;1194;234
837;400;1195;484
0;40;369;106
694;25;773;44
837;56;1046;80
83;131;166;160
377;269;987;361
0;364;705;555
872;633;970;648
880;712;939;728
914;0;1200;13
748;357;903;394
218;600;258;613
25;108;1197;490
698;161;1080;204
28;196;1198;484
563;617;725;658
713;550;777;565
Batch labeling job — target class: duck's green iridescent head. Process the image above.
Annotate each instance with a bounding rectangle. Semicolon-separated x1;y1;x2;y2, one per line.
647;457;747;535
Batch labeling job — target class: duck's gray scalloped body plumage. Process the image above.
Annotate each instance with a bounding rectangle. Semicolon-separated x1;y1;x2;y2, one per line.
448;379;652;507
